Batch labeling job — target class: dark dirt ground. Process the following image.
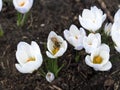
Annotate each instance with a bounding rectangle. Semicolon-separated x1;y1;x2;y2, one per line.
0;0;120;90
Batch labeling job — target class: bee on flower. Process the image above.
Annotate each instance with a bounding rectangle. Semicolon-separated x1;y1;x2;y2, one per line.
46;31;67;58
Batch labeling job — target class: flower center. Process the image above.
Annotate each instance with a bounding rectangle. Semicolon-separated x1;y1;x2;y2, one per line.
93;56;103;64
19;1;25;7
47;73;51;77
75;36;78;39
52;47;59;55
26;57;35;62
88;41;92;45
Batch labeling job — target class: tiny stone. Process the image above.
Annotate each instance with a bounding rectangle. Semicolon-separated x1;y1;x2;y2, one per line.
40;24;45;27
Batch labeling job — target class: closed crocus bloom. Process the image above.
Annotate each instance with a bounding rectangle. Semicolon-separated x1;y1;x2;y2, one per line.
111;22;120;53
85;44;112;71
0;0;2;11
104;23;112;36
13;0;33;14
83;33;101;54
79;6;106;33
46;31;67;58
15;41;43;73
114;9;120;22
46;72;55;82
64;24;86;50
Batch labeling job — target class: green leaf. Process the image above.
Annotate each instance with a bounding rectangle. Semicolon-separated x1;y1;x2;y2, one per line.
0;25;4;37
55;64;64;77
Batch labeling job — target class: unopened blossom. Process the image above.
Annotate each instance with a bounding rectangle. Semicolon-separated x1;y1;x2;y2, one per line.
46;72;55;82
85;44;112;71
63;24;86;50
79;6;106;33
15;41;43;73
0;0;2;11
111;22;120;53
13;0;33;14
83;33;101;54
46;31;67;58
104;23;112;36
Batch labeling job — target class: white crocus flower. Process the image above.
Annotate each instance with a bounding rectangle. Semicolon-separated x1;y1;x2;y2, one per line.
15;41;43;73
83;33;101;54
13;0;33;14
114;9;120;22
0;0;2;11
63;24;86;50
104;23;112;36
46;72;55;82
46;31;67;58
111;22;120;53
79;6;106;33
85;44;112;71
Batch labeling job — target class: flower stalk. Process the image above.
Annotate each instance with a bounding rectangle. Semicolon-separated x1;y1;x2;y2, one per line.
17;12;29;27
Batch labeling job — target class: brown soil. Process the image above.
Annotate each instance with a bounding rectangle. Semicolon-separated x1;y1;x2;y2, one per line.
0;0;120;90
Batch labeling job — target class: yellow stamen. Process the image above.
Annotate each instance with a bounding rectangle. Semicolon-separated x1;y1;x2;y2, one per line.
88;42;92;45
52;47;59;55
19;1;25;7
26;57;35;62
93;56;103;64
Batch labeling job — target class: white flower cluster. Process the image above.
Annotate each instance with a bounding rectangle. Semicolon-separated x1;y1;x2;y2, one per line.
14;5;120;82
64;6;114;71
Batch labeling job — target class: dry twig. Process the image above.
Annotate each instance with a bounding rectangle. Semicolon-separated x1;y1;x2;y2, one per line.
97;0;114;23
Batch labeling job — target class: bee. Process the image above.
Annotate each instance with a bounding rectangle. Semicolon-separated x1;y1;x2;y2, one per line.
51;37;62;48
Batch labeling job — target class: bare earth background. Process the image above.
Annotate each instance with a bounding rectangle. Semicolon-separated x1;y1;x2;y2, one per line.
0;0;120;90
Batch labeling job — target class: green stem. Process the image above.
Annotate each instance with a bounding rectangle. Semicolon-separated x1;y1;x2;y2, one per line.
17;12;29;27
75;51;80;62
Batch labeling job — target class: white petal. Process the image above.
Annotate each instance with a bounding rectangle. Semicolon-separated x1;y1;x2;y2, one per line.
0;0;2;11
15;63;33;73
99;51;109;65
31;41;41;56
63;30;71;41
99;61;112;71
16;42;31;64
13;0;33;14
115;46;120;53
85;55;93;67
114;9;120;22
15;54;43;74
102;14;106;22
99;44;110;52
69;24;80;36
79;28;86;36
46;51;56;58
16;50;29;65
74;45;83;50
48;31;57;40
